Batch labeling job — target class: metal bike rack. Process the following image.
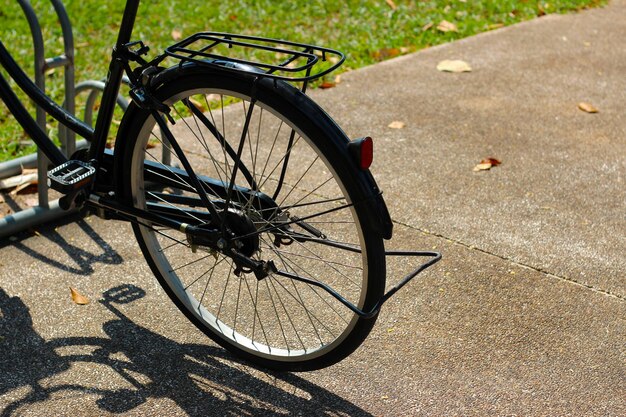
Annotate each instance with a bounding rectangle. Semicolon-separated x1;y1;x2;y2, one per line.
0;0;128;238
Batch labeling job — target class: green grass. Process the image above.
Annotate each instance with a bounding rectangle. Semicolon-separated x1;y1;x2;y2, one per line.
0;0;606;161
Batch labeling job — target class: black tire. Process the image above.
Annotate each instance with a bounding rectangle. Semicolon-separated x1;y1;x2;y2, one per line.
116;67;386;371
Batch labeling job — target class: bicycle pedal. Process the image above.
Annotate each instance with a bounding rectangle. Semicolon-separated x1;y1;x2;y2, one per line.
47;160;96;194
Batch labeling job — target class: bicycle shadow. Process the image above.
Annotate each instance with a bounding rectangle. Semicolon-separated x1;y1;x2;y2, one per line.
0;285;371;416
0;212;123;276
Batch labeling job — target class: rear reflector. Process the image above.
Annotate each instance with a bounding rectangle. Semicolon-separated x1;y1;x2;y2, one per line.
348;136;373;170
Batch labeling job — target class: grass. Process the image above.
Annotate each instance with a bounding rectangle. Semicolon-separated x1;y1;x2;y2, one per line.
0;0;606;162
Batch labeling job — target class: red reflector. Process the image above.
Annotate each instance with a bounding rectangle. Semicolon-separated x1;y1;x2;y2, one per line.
359;137;373;170
348;137;374;170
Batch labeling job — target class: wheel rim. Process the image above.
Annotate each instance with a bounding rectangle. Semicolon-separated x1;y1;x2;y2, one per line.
128;86;373;362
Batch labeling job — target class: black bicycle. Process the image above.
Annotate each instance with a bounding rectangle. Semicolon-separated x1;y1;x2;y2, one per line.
0;0;440;371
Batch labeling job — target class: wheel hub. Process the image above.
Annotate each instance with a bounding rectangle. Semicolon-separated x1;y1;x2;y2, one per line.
223;209;259;258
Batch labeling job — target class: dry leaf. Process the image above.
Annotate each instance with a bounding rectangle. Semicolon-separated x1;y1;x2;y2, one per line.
334;74;342;84
422;22;434;31
485;158;501;166
385;0;397;10
578;102;598;113
473;163;492;171
171;29;183;41
473;157;502;171
319;81;336;89
388;121;405;129
70;287;89;305
437;60;472;73
372;47;401;61
437;20;458;33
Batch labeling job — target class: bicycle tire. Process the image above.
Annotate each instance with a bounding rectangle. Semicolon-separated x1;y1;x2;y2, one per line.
115;66;386;371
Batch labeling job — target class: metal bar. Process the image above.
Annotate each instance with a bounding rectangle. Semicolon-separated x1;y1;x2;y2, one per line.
273;251;442;319
44;55;70;70
0;200;78;239
16;0;50;207
51;0;76;157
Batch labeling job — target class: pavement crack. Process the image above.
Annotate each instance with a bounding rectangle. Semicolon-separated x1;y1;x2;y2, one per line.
392;219;624;302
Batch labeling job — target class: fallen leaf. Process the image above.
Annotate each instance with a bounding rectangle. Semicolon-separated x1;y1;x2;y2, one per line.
372;47;401;61
473;157;502;171
171;29;183;41
385;0;397;10
319;81;336;89
488;23;504;30
483;157;501;166
388;121;405;129
422;22;434;31
578;102;598;113
437;59;472;73
473;163;493;171
70;287;90;305
437;20;458;33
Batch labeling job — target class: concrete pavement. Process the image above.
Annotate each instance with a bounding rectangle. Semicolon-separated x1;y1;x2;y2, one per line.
1;1;624;415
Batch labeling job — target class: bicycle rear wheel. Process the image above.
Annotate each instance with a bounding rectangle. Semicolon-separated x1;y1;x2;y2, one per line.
116;68;386;371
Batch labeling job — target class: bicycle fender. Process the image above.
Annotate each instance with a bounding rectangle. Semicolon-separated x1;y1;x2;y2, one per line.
354;168;393;240
116;61;394;240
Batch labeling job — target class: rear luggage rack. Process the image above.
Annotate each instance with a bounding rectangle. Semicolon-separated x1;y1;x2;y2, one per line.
164;32;345;82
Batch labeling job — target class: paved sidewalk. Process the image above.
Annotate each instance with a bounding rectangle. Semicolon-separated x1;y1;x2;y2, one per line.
1;1;624;416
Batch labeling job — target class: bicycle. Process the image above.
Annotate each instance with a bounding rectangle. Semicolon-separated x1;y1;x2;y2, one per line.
0;0;441;371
